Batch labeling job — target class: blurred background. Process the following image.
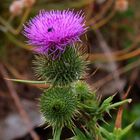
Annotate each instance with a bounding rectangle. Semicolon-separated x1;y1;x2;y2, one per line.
0;0;140;140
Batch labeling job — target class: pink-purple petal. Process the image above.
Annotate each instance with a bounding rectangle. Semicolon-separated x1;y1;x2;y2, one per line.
23;9;87;58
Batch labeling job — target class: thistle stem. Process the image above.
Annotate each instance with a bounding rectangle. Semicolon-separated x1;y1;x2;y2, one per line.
53;127;62;140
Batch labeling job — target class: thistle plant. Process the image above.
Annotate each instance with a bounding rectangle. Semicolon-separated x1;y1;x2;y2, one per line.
21;9;133;140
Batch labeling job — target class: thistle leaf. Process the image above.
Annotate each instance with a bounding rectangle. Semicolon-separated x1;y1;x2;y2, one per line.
5;78;47;84
99;126;114;140
107;99;132;110
119;122;135;138
72;128;91;140
98;95;115;113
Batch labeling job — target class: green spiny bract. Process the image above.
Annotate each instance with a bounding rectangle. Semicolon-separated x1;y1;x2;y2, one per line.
75;81;92;102
40;87;78;129
74;81;99;113
33;46;86;86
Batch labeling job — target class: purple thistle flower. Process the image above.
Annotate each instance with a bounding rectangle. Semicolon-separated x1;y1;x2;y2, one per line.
23;9;87;58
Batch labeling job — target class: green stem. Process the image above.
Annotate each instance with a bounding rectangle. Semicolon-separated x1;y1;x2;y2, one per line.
53;127;62;140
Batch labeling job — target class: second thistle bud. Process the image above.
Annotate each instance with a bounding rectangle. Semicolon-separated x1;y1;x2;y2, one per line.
40;87;78;128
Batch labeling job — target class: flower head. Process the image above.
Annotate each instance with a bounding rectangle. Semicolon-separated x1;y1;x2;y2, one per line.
23;10;86;58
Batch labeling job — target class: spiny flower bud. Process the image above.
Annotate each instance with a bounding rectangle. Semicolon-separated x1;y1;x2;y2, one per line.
22;0;35;7
40;87;78;128
9;0;24;16
33;46;86;86
115;0;129;12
